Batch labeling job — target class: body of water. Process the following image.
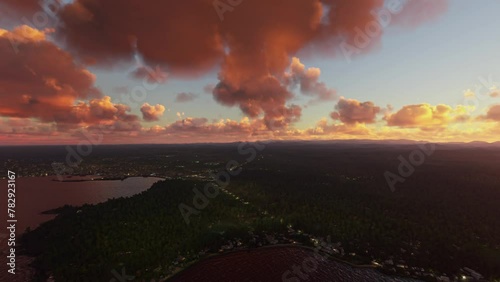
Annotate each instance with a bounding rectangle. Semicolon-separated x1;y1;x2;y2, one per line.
0;176;162;282
0;176;163;234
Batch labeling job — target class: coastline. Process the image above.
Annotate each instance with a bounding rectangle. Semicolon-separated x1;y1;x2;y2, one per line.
51;175;165;182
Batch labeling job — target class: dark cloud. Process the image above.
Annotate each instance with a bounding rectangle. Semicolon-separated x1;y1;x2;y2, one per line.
1;0;42;18
175;92;198;103
130;66;168;84
203;84;216;94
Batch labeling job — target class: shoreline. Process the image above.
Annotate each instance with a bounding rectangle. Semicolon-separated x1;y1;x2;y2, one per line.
51;175;165;182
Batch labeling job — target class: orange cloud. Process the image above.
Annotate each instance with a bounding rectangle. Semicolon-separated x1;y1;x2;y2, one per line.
306;118;372;136
213;76;302;129
74;96;138;123
385;104;469;129
163;117;257;135
285;57;337;102
0;25;102;123
134;117;272;143
330;97;381;124
0;26;143;131
483;105;500;121
140;103;166;122
50;0;446;128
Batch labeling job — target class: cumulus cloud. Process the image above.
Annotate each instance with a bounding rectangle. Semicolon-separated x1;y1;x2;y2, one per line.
66;96;139;128
0;25;104;124
385;103;470;129
143;117;267;142
1;1;452;143
96;119;142;132
166;117;209;132
0;25;147;134
141;115;285;138
175;92;198;103
306;118;372;136
140;103;166;122
330;97;380;124
285;57;336;102
213;76;302;129
48;0;447;128
482;105;500;121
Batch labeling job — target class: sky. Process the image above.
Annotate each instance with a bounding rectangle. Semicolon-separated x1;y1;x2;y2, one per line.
1;0;499;145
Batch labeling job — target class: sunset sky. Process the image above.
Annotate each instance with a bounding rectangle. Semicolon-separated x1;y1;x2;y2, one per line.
1;0;499;145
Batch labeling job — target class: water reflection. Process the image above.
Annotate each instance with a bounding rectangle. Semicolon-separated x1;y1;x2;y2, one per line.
0;176;163;234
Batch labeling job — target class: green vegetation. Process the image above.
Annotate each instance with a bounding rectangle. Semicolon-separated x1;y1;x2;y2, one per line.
22;180;262;281
20;144;500;281
229;168;500;279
